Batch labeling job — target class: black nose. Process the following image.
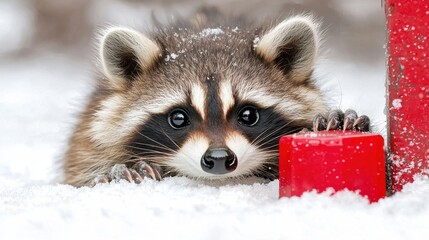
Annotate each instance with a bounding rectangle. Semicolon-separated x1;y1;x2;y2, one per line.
201;148;237;174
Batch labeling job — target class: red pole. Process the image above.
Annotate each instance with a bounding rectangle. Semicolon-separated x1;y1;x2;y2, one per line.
386;0;429;192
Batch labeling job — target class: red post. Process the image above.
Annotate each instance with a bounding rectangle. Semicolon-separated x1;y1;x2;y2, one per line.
386;0;429;192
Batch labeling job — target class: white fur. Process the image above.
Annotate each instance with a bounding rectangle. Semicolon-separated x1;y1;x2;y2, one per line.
90;91;187;146
90;95;133;145
144;89;188;114
219;80;235;118
236;86;304;117
168;133;210;178
190;84;206;120
224;133;264;177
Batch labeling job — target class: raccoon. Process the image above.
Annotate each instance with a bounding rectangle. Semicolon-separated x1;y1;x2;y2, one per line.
64;13;370;187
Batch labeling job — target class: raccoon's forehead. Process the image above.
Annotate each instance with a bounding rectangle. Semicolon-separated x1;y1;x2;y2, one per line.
156;27;254;68
146;27;283;108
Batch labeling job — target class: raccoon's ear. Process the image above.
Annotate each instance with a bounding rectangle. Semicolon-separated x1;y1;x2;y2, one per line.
255;16;319;82
99;27;161;89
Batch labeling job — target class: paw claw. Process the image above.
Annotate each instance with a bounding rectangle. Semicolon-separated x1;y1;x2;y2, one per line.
152;164;163;181
343;109;358;131
129;169;143;184
132;161;162;181
354;115;371;132
326;118;338;130
110;164;133;182
326;109;344;130
92;175;110;186
312;113;327;132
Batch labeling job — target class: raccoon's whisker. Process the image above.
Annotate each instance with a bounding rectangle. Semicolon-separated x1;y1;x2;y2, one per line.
126;126;181;160
253;166;276;179
125;145;176;156
123;152;174;161
122;150;174;160
239;120;300;174
123;148;176;163
256;130;301;154
122;156;174;168
153;122;181;150
258;142;282;151
131;142;177;153
255;118;300;146
257;127;300;149
253;118;300;147
152;121;196;164
257;149;279;154
163;170;175;177
250;127;272;146
249;110;282;146
133;129;175;153
122;154;156;162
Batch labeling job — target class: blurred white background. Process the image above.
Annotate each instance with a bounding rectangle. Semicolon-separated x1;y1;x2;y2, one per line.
0;0;386;183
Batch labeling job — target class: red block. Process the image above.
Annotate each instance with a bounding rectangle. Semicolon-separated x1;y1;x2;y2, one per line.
279;131;386;203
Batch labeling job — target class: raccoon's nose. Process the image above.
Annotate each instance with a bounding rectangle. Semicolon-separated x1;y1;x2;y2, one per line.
201;148;237;174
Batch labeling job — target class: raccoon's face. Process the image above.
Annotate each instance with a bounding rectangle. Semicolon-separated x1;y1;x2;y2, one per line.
91;16;327;180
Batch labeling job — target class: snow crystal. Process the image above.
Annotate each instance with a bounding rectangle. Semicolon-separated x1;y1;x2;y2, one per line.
392;99;402;109
200;28;224;37
170;53;178;60
164;53;178;62
253;36;260;48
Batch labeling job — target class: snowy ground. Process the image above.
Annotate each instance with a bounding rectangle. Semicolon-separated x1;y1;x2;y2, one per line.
1;50;428;240
1;176;429;240
1;1;429;240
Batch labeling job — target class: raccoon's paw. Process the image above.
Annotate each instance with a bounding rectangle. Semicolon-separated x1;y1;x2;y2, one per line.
312;109;370;132
92;161;163;186
131;161;163;182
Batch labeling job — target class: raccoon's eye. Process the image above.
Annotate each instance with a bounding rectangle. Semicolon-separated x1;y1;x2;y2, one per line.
238;106;259;126
168;109;190;129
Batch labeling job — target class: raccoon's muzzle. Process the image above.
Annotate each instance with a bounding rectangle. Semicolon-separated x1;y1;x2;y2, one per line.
201;148;237;174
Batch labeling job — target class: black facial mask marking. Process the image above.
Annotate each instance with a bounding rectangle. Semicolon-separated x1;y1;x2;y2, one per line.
126;105;200;160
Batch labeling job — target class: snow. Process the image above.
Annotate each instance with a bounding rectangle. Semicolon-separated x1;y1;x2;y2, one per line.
253;36;260;48
165;53;179;62
2;175;429;240
392;99;403;109
200;28;224;37
170;53;178;60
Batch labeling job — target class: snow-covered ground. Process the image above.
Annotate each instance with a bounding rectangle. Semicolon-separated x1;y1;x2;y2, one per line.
4;50;429;240
1;176;429;240
1;0;429;239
